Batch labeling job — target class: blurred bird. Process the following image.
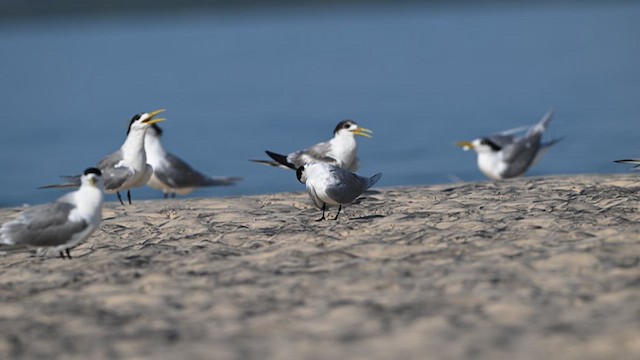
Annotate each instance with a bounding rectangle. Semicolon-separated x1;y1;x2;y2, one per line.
1;168;104;259
144;124;241;198
613;158;640;170
251;120;372;172
456;108;560;180
296;162;382;221
40;109;166;205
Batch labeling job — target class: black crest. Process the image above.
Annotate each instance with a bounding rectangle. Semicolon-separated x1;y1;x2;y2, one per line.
333;120;356;135
126;114;143;135
479;138;502;152
83;168;102;176
296;166;305;183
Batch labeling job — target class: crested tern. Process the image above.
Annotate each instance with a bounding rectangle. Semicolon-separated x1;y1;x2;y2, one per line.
251;120;372;172
145;124;242;198
456;108;560;180
40;109;166;205
613;158;640;169
1;168;104;259
296;162;382;221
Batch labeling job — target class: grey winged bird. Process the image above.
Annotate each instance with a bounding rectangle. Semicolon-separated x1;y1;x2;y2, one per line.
613;158;640;170
296;162;382;221
1;168;104;259
251;120;372;172
40;109;166;205
144;124;242;198
456;108;561;180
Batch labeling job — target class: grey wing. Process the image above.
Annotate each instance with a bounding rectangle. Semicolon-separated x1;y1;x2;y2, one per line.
97;150;124;170
156;153;239;188
501;132;543;178
101;166;133;191
324;168;366;204
289;141;337;168
2;202;87;247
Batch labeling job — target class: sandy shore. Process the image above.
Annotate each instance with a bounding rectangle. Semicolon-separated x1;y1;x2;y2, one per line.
1;174;639;359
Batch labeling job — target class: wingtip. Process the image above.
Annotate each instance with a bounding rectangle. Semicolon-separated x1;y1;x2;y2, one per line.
265;150;296;170
369;172;383;188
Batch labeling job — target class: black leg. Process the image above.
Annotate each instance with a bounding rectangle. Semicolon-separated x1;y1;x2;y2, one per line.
170;193;176;198
59;251;66;259
127;190;132;205
316;204;326;221
116;191;124;205
66;249;72;259
163;193;168;199
333;205;342;220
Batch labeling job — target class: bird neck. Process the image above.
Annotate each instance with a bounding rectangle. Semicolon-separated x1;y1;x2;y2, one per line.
120;128;147;164
329;133;357;163
144;134;167;165
71;185;104;221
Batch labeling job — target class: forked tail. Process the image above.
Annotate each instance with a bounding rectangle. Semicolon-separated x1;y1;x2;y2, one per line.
529;108;555;135
367;172;382;190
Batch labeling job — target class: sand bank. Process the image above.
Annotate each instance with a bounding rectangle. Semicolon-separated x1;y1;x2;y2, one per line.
1;174;639;359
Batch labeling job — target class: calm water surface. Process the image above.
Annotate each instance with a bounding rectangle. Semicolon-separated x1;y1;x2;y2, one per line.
0;2;639;206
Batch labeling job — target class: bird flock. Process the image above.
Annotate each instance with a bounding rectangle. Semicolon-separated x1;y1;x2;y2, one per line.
1;108;638;258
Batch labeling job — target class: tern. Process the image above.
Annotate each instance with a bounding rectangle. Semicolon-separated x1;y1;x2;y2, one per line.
1;168;104;259
456;108;560;180
251;120;372;172
40;109;166;205
613;158;640;170
296;162;382;221
145;123;242;198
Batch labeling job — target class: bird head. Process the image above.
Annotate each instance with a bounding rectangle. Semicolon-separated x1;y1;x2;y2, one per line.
127;109;167;135
296;165;307;184
333;120;373;139
456;138;502;154
81;167;104;188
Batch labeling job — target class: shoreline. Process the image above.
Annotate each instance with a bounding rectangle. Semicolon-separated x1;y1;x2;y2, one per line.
1;174;639;359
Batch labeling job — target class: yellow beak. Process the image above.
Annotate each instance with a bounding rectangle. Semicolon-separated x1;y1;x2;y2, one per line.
352;127;373;138
455;141;474;151
144;109;167;125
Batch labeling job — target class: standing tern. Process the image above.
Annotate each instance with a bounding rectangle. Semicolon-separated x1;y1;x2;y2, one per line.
251;120;372;172
455;108;560;180
40;109;166;205
296;162;382;221
145;123;242;198
1;168;104;259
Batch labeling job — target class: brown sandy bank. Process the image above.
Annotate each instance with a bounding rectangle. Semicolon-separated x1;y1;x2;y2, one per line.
1;174;639;359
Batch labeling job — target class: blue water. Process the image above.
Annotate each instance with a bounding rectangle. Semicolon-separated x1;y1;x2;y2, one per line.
0;2;639;207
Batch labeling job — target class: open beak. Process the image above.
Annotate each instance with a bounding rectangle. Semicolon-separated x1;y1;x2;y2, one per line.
144;109;167;125
351;127;373;138
455;141;474;151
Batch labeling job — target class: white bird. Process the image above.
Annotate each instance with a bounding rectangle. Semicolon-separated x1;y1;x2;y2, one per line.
296;162;382;221
40;109;166;205
1;168;104;259
144;124;242;198
251;120;372;172
456;108;561;180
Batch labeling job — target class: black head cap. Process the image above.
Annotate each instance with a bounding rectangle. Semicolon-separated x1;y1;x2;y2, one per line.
126;113;143;135
296;166;305;183
333;120;356;135
479;138;502;152
83;167;102;176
